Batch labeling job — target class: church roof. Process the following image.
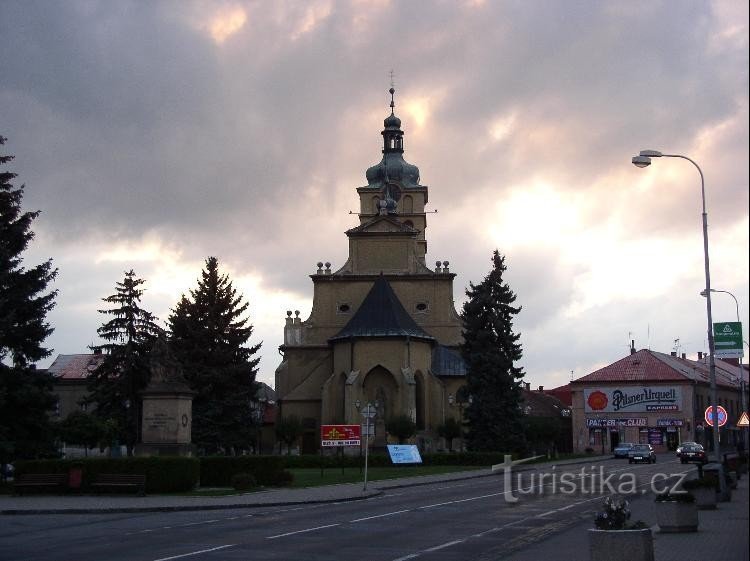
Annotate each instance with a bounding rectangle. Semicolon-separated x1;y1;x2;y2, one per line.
329;275;434;343
431;345;467;377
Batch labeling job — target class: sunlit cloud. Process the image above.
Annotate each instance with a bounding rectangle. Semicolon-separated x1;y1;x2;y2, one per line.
203;5;247;44
290;1;332;41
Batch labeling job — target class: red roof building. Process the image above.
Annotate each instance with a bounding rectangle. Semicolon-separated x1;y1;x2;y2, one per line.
570;349;744;455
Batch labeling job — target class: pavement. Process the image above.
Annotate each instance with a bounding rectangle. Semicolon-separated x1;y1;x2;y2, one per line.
1;454;747;561
0;454;606;515
508;468;749;561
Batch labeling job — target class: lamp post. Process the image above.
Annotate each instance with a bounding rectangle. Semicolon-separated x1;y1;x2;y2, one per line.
632;150;725;492
701;288;748;451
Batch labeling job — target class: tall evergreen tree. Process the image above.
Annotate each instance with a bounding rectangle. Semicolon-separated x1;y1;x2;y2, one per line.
169;257;261;454
460;250;526;453
0;136;58;463
87;270;162;455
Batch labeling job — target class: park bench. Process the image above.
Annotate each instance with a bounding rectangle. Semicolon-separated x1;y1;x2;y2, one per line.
91;474;146;495
13;473;67;495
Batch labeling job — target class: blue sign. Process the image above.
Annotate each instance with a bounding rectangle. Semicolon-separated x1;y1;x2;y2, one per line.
387;445;423;464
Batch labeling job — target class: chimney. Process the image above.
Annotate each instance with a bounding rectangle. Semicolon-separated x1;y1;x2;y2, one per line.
525;382;530;391
538;385;544;392
630;340;636;355
670;351;677;357
698;351;703;360
681;353;686;359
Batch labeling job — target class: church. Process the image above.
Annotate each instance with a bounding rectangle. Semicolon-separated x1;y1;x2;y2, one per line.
275;89;467;453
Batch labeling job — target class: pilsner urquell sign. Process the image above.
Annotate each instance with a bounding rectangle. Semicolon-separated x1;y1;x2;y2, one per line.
584;387;682;413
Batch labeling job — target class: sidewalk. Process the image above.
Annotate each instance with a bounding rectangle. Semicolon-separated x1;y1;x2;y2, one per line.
0;454;612;515
507;472;750;561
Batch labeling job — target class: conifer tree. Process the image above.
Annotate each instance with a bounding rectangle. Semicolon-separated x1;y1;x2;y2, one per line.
168;257;261;454
0;135;58;462
461;250;526;453
87;270;162;455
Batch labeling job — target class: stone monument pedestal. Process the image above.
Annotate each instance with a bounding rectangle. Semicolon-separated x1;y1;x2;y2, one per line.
135;388;196;457
135;336;196;457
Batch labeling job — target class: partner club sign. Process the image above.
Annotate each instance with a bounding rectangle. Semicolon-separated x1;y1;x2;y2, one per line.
584;387;682;413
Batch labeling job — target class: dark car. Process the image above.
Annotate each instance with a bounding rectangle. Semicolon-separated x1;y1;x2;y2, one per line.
613;442;635;458
679;444;707;464
676;441;700;457
628;444;656;464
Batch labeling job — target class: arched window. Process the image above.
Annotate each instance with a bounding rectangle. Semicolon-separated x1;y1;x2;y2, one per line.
402;195;413;213
372;196;380;213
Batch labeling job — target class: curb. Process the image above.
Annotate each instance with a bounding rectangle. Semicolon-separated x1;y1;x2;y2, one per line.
0;489;384;515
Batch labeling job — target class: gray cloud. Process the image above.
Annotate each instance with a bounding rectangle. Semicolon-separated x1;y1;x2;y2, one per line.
2;0;747;386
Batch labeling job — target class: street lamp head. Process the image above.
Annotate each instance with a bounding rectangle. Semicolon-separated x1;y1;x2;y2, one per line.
632;155;651;168
639;150;663;158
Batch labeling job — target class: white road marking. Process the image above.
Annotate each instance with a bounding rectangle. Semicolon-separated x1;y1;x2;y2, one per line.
179;520;219;527
152;544;235;561
350;509;411;522
424;539;465;552
265;523;340;540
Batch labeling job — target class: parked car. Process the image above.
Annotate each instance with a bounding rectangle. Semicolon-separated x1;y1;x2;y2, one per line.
679;443;707;464
613;442;635;458
676;441;700;457
628;444;656;464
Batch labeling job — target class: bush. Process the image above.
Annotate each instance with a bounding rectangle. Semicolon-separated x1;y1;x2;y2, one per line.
655;492;695;503
271;470;294;487
594;496;646;530
200;456;285;487
14;457;199;493
585;447;595;454
230;472;257;491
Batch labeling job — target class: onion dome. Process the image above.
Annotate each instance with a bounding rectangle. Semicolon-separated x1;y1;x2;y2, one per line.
365;87;421;189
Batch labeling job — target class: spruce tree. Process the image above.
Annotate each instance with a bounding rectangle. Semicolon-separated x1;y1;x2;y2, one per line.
461;250;526;453
168;257;261;455
87;270;162;455
0;135;58;462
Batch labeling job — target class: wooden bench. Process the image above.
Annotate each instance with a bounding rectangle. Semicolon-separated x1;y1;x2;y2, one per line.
13;473;67;495
91;474;146;495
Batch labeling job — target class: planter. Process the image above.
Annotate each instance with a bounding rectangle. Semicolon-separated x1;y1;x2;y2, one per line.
588;528;654;561
692;486;717;510
655;500;698;533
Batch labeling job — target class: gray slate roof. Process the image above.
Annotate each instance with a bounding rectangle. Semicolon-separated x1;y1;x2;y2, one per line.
329;275;434;343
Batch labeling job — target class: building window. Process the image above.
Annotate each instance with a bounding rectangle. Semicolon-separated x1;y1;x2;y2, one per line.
337;303;351;314
415;302;429;313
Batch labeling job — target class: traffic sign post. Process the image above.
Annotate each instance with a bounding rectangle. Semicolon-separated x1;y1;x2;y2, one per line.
361;404;376;491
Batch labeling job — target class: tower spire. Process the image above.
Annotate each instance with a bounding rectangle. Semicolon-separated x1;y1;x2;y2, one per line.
389;69;396;115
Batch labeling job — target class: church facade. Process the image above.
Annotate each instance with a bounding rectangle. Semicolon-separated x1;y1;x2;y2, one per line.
275;90;467;453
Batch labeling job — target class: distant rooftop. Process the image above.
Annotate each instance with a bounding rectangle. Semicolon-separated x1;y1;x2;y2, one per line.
48;353;105;380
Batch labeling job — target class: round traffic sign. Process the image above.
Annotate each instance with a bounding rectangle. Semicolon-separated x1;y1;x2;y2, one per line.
361;405;376;418
704;405;728;427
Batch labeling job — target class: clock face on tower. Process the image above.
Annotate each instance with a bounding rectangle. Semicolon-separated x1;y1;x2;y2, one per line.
384;182;402;202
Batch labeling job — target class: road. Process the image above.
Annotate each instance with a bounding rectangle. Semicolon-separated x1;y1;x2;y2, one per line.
0;455;692;561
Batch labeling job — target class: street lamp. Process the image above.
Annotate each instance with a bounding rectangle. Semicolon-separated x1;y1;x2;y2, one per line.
631;150;724;476
701;288;748;451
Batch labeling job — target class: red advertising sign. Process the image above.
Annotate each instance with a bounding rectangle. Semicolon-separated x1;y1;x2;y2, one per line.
321;424;361;447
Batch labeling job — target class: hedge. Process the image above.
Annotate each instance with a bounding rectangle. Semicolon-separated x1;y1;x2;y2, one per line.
14;457;200;493
199;456;289;487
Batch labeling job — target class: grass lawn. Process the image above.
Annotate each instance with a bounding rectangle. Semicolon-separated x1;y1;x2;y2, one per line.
288;464;482;488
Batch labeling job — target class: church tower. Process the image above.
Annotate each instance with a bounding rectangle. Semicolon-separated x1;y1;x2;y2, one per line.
275;90;466;453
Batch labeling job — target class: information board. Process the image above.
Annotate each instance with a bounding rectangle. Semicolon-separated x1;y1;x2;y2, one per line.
386;445;423;464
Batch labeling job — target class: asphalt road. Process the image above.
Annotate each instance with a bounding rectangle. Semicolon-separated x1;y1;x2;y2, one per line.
0;455;692;561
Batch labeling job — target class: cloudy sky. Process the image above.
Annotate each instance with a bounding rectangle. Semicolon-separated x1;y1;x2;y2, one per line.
2;0;748;390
